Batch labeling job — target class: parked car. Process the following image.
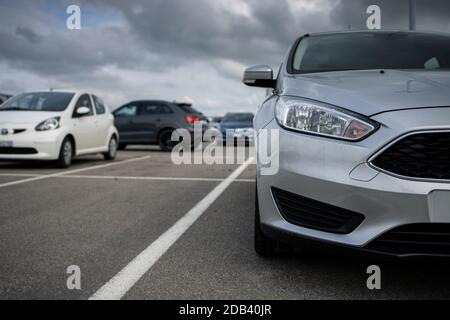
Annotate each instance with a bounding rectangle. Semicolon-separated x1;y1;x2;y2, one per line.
209;116;223;130
246;30;450;258
219;112;254;145
0;93;12;104
0;90;118;168
113;100;206;151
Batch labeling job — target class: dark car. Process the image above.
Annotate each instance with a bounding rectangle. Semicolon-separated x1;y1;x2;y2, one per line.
0;93;12;104
113;100;206;151
219;112;254;145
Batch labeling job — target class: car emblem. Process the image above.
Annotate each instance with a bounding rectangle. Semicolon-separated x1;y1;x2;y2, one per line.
1;128;8;135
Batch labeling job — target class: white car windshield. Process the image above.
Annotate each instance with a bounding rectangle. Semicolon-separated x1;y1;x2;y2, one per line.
0;92;74;112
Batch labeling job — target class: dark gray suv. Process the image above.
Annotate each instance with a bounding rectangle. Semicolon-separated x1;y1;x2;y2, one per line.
113;100;206;151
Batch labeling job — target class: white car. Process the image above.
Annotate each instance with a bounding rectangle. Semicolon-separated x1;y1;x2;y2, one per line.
0;90;119;168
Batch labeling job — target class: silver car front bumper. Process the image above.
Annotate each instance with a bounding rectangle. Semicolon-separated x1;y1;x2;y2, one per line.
257;107;450;252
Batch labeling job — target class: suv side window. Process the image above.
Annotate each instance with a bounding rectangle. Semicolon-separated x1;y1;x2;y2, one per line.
161;104;174;114
73;94;94;117
114;104;138;117
93;95;106;115
141;103;164;115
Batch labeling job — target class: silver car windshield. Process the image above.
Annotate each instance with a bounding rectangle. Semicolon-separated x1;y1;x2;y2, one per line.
0;92;74;112
293;32;450;73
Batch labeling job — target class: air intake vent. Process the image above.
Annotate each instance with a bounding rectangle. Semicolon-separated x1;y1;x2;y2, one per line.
271;187;364;234
372;132;450;180
367;224;450;256
0;147;38;155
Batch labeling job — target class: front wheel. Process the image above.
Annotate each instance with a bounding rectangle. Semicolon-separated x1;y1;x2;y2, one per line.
56;137;74;168
103;136;118;161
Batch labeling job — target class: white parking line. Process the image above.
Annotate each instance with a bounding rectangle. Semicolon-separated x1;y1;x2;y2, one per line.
89;157;254;300
0;156;152;189
0;173;255;183
65;175;255;183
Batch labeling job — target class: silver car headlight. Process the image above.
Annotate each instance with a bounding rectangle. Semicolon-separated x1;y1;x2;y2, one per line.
35;117;60;131
275;97;377;141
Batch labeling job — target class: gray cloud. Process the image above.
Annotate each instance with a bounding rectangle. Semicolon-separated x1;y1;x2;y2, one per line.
84;0;337;68
15;26;40;43
331;0;450;31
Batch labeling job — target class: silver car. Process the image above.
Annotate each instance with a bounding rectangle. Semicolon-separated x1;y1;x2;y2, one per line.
245;30;450;258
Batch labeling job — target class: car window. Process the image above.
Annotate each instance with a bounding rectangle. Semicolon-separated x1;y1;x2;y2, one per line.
0;92;74;112
292;32;450;73
115;104;138;117
93;95;106;115
141;103;167;115
73;94;94;117
15;94;33;109
176;104;202;114
161;105;173;114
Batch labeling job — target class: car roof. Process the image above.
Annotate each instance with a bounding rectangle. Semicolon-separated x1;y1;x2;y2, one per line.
15;90;83;95
127;100;171;104
305;30;450;38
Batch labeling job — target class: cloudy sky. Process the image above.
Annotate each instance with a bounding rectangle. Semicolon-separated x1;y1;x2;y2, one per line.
1;0;450;115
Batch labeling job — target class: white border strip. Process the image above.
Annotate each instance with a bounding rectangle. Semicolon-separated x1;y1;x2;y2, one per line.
89;157;254;300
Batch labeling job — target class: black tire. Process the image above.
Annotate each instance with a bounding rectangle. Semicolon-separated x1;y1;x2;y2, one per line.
158;129;176;152
56;137;74;169
254;185;278;257
103;136;118;161
118;144;127;151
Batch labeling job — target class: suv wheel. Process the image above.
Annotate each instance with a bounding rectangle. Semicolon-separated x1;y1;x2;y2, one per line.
57;137;74;168
158;129;176;152
103;136;117;161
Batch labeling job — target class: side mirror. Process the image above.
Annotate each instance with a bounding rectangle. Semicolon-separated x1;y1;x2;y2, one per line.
76;106;90;116
243;65;275;88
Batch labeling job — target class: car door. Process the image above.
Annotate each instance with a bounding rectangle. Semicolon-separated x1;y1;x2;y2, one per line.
92;95;110;148
72;94;97;152
113;103;140;143
133;102;163;143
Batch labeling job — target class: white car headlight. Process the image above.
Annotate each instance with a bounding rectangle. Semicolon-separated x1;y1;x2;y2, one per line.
35;117;60;131
275;97;377;141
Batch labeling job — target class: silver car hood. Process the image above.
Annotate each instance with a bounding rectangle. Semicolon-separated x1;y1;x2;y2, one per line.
282;69;450;116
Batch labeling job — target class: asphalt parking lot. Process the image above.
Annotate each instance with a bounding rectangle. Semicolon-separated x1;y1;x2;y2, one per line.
1;146;450;300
